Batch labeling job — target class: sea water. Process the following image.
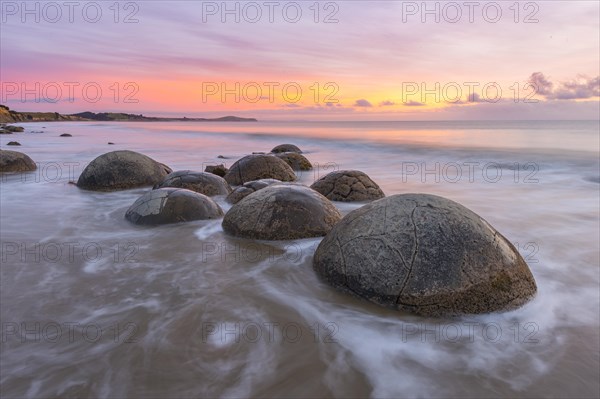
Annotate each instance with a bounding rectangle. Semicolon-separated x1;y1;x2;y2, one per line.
1;120;598;398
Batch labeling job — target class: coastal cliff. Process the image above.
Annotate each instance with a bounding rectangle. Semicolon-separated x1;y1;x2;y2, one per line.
0;105;257;123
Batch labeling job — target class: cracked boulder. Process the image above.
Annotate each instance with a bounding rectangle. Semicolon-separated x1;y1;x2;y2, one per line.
222;184;342;240
0;150;37;172
224;154;296;185
271;144;302;154
77;150;172;191
125;188;224;225
274;152;312;171
310;170;385;202
154;170;232;196
313;194;537;316
226;179;281;204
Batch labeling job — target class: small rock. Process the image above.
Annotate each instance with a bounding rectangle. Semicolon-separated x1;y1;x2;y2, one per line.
7;141;21;146
108;142;115;145
4;126;24;133
60;133;72;137
205;164;229;177
0;130;12;135
217;155;227;159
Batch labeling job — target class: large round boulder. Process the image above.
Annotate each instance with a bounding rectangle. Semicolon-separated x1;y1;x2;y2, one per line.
274;152;312;171
271;144;302;154
311;170;385;202
125;188;224;225
77;150;172;191
313;194;537;316
224;154;296;185
223;184;342;240
154;170;232;196
0;150;37;172
226;179;281;204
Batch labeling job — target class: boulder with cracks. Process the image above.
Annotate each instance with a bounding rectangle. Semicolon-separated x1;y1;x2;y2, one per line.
310;170;385;202
274;152;312;171
77;150;172;191
223;184;342;240
125;188;224;225
313;194;537;316
154;170;232;196
224;154;296;185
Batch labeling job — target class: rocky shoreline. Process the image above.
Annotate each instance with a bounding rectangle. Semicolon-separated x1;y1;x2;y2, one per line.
0;138;537;317
0;105;257;123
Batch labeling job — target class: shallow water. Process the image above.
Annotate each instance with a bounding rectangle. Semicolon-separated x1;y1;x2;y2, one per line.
1;120;599;398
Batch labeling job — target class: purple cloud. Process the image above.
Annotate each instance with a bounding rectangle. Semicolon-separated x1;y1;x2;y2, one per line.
354;99;373;107
528;72;554;96
528;73;599;100
379;100;396;106
403;100;425;107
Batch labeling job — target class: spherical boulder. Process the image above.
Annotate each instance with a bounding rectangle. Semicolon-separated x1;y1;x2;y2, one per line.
77;150;172;191
154;170;232;196
311;170;385;202
223;184;342;240
313;194;537;316
224;154;296;185
274;152;312;171
0;150;37;172
125;188;224;225
226;179;281;204
271;144;302;154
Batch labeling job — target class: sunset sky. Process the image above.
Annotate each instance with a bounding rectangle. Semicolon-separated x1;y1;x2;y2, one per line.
1;1;598;120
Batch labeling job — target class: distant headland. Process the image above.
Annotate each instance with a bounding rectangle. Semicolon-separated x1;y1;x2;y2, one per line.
0;105;257;123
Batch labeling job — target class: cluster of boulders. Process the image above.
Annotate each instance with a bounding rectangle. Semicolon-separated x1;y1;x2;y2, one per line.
1;140;537;316
1;125;32;170
0;124;25;134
